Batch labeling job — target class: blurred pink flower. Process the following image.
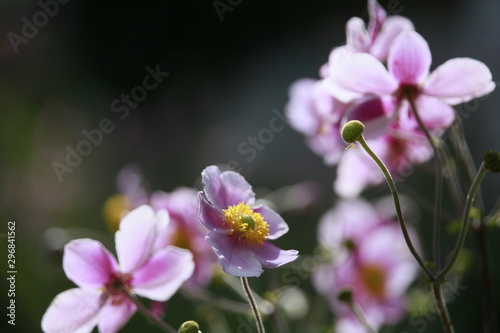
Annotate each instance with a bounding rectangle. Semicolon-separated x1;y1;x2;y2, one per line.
285;1;415;168
42;206;194;333
198;165;298;277
151;187;218;287
314;199;419;331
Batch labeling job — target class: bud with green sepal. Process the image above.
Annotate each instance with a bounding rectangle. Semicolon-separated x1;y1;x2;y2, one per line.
484;150;500;173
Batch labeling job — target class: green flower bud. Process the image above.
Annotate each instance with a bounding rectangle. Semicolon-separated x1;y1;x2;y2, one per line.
341;120;365;144
484;150;500;173
178;320;200;333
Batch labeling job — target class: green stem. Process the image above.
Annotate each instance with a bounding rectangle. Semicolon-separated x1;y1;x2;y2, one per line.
449;117;484;212
241;277;265;333
358;136;435;280
432;284;455;333
407;93;444;271
439;163;488;279
124;291;177;333
474;226;496;333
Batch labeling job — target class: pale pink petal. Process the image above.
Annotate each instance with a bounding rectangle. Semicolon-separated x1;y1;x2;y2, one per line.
198;192;231;232
328;53;398;102
252;242;298;268
63;239;118;290
414;95;455;130
334;139;385;198
314;80;345;120
306;125;343;165
41;288;106;333
367;0;387;40
253;205;289;240
202;165;255;209
422;58;495;104
98;297;136;333
132;246;195;301
346;17;370;52
335;317;373;333
317;199;380;249
206;232;263;277
388;30;431;84
151;209;171;252
285;79;322;135
370;16;414;60
115;205;158;274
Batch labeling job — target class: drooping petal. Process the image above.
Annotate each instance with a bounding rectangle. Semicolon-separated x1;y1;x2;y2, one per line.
115;205;158;274
98;297;136;333
370;16;414;61
253;205;289;240
63;239;118;290
206;232;263;277
252;242;298;268
198;192;230;232
132;246;195;301
422;58;495;104
345;17;370;52
327;53;398;102
388;30;431;85
41;288;106;333
202;165;255;209
413;95;455;130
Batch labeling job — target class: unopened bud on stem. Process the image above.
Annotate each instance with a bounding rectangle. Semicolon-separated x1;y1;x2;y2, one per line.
341;120;365;144
178;320;201;333
484;150;500;173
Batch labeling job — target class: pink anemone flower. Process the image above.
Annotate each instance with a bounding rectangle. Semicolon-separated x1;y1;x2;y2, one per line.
151;187;218;287
314;199;418;332
41;206;194;333
198;165;298;277
326;30;495;130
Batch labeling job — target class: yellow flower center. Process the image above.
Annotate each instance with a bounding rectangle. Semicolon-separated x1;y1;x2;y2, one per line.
360;264;386;298
222;202;269;245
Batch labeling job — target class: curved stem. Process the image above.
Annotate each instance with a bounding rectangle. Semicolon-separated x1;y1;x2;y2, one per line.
407;93;444;271
432;284;455;333
358;136;435;280
124;291;177;333
439;163;488;279
241;277;265;333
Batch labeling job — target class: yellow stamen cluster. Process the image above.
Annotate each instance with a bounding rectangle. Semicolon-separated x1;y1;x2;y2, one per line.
222;202;269;245
360;264;386;298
